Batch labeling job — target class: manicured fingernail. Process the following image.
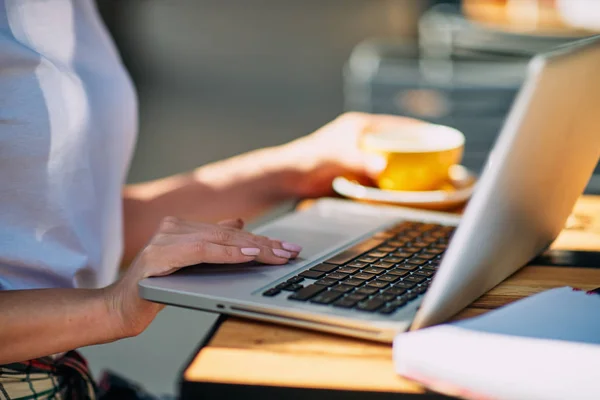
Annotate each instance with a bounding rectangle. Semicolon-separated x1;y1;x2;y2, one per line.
241;248;260;256
281;242;303;252
273;249;292;258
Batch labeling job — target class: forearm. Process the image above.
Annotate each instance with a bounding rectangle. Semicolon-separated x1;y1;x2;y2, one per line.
0;288;124;364
122;143;307;263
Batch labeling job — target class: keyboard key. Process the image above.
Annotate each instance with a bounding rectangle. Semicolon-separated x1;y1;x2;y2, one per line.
315;278;338;287
406;291;418;300
404;275;426;284
327;272;350;281
299;270;325;279
430;231;448;238
347;261;368;268
393;221;418;230
286;276;304;284
346;293;369;302
406;259;426;266
377;293;397;302
413;241;429;248
366;280;389;289
392;252;414;258
288;284;326;301
373;231;395;240
378;274;400;283
415;223;440;232
411;257;431;264
331;284;354;294
379;304;399;315
404;247;421;253
338;266;360;274
274;282;290;290
384;287;407;296
387;298;408;309
282;283;303;292
356;298;386;312
358;256;379;263
325;238;385;265
394;281;416;290
311;291;343;305
354;273;375;281
384;256;405;263
362;266;385;275
343;279;365;287
387;240;408;248
377;246;396;252
371;261;394;269
423;248;444;256
395;264;419;271
420;236;438;244
416;253;436;261
432;243;448;250
387;268;409;277
389;296;408;307
333;297;360;308
355;286;380;296
413;270;434;278
367;251;388;258
263;289;280;297
310;263;339;273
404;230;421;238
415;286;428;294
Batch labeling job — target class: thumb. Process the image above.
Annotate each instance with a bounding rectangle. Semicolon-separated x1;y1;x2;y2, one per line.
353;152;387;179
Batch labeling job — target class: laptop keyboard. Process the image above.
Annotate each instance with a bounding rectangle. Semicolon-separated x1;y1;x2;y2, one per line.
262;221;454;315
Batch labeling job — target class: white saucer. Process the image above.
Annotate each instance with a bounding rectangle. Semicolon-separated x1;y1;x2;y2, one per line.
332;165;477;211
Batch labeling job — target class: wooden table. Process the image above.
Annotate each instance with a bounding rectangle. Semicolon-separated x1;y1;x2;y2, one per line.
180;196;600;400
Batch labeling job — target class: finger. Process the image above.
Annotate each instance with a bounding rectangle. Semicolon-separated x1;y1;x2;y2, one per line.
268;238;302;259
215;232;301;261
201;231;295;264
171;231;296;264
218;218;245;230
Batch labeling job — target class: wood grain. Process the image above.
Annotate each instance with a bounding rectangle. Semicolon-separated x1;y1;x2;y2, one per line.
184;196;600;392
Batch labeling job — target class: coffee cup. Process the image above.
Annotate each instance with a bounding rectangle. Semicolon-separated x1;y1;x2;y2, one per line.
360;124;465;191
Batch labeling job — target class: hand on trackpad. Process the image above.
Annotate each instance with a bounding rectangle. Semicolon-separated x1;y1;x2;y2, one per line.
257;226;351;262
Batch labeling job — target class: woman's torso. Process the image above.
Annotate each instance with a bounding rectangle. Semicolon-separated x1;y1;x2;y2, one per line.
0;0;137;289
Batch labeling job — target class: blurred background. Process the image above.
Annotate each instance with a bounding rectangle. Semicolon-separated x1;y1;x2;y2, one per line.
81;0;600;396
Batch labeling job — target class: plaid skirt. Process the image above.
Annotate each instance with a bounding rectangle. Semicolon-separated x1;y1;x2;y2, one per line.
0;351;96;400
0;351;164;400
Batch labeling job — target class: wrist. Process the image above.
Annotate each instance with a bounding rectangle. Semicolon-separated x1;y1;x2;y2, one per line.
99;285;134;340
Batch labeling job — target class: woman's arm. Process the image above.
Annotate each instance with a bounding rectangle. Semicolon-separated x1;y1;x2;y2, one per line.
0;288;122;364
122;112;420;263
0;219;299;364
122;144;300;264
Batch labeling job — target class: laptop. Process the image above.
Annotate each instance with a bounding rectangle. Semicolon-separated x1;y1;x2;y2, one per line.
139;36;600;342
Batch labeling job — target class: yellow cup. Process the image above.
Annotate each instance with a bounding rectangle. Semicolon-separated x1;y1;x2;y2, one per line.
360;124;465;192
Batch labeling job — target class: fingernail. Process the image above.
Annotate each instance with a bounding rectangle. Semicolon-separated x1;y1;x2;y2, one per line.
241;248;260;256
273;249;292;258
281;242;303;252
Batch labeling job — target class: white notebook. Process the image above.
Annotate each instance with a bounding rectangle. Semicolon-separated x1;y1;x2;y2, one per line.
393;287;600;400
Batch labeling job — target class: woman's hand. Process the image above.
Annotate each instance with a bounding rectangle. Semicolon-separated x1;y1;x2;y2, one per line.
280;112;427;198
104;217;301;338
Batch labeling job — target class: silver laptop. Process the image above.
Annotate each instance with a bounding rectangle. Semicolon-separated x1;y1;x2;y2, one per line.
139;36;600;342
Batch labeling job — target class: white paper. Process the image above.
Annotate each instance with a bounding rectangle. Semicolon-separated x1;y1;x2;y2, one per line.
393;287;600;400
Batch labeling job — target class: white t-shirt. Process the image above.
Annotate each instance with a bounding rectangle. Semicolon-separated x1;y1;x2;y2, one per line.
0;0;137;289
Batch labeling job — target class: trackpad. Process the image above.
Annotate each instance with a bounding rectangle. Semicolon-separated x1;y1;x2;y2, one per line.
257;226;350;262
